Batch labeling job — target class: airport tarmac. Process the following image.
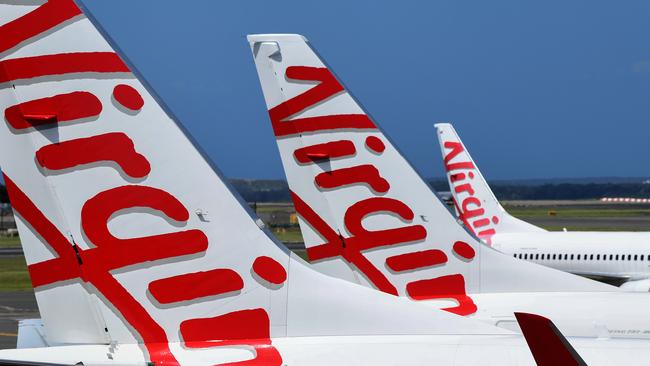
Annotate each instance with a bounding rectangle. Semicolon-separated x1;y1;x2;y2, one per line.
0;292;38;350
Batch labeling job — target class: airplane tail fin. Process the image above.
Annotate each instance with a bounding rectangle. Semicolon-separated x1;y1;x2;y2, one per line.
248;33;613;317
435;123;545;241
515;313;588;366
0;3;509;365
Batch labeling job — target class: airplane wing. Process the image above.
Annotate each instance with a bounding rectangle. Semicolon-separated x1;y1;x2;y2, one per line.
515;312;587;366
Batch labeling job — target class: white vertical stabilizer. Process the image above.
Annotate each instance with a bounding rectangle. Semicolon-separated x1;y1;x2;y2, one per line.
0;3;509;366
247;33;613;319
435;123;546;243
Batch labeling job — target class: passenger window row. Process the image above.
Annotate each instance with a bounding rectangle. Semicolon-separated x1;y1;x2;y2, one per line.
514;253;647;261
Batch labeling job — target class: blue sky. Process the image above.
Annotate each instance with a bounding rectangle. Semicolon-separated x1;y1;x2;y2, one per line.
82;0;650;180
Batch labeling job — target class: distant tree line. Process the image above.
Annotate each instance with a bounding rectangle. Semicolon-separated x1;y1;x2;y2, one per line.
3;180;650;204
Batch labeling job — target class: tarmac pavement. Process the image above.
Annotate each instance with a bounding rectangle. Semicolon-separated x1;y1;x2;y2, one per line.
0;291;38;350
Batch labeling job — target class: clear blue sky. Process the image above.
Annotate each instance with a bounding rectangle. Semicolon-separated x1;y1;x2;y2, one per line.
82;0;650;180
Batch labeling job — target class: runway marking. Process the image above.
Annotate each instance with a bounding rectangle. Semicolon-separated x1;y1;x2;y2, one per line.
0;332;17;337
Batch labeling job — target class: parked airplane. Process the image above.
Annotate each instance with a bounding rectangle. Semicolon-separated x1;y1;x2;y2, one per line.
0;1;623;365
436;123;650;291
248;33;650;339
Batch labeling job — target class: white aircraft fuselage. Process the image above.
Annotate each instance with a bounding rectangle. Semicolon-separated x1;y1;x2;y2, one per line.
493;231;650;288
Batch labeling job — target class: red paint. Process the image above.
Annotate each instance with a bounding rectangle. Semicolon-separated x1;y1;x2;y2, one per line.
36;132;151;179
386;250;447;272
365;136;385;153
181;309;270;344
454;183;475;196
515;312;586;366
452;241;475;260
0;52;129;83
5;92;102;130
267;66;376;137
477;229;496;245
149;269;244;304
450;173;465;182
8;180;203;364
113;84;144;111
181;309;283;366
3;174;80;287
460;197;483;220
406;274;477;316
79;185;209;365
443;140;498;246
252;256;287;285
295;190;427;296
294;140;355;163
344;197;427;251
442;141;475;171
0;0;81;55
472;218;490;228
315;165;390;193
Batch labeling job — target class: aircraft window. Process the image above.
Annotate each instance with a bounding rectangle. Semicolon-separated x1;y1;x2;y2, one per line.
590;254;594;260
570;254;574;260
628;255;632;261
540;254;544;260
577;254;581;260
524;254;528;260
634;255;638;261
609;254;613;260
596;254;600;260
564;254;568;260
552;254;557;260
535;254;539;260
641;255;645;261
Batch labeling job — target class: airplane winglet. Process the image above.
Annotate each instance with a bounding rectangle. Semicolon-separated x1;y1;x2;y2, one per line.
515;312;588;366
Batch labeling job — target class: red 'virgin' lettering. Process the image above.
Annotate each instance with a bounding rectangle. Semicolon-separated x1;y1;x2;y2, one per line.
294;140;356;163
267;66;376;137
5;91;102;130
36;133;151;179
180;309;282;366
406;274;478;316
0;52;129;84
0;0;81;55
315;165;390;193
443;139;498;245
